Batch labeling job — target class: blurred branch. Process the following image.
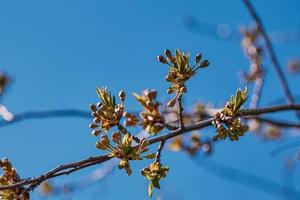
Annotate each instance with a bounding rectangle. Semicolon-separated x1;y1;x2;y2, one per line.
196;157;300;199
242;0;300;120
183;15;300;43
270;141;300;157
0;109;90;128
250;116;300;128
1;106;300;131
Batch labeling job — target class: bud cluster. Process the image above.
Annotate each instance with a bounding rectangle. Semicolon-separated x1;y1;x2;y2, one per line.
89;88;125;135
141;162;169;198
96;133;155;175
212;87;249;141
157;48;209;107
0;158;29;200
169;133;212;155
124;89;164;135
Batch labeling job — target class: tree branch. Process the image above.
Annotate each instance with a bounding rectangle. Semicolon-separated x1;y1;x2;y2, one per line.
0;109;90;128
177;96;185;129
1;104;300;192
242;0;300;120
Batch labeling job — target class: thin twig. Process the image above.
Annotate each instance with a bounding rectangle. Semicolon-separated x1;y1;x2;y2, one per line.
177;96;185;129
155;140;166;163
242;0;300;120
0;109;90;128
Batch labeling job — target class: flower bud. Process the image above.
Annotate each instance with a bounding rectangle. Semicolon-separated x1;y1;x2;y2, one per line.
167;87;174;94
164;49;174;63
157;55;167;64
179;86;187;93
200;60;209;68
165;75;172;82
92;129;101;136
112;131;122;144
89;104;97;112
167;98;177;107
96;140;107;150
119;90;126;102
144;89;157;100
195;53;202;63
89;123;98;129
93;118;101;124
100;134;110;146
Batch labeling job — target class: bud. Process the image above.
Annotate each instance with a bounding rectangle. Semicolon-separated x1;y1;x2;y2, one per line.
167;98;177;107
157;55;167;64
112;131;122;144
164;49;175;63
165;75;172;82
89;123;98;129
195;53;202;63
149;162;160;172
89;104;97;112
100;134;110;146
96;140;107;150
123;111;131;118
93;118;101;124
144;89;157;100
167;87;174;94
97;102;102;108
119;90;126;102
92;129;101;136
179;86;187;93
200;60;209;68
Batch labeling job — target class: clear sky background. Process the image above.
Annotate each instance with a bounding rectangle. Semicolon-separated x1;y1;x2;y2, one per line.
1;0;300;199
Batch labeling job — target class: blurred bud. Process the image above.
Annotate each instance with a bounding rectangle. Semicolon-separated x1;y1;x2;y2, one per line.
167;87;174;94
112;131;122;144
200;60;209;68
164;49;175;63
157;55;167;64
195;53;202;63
179;86;187;93
92;129;101;136
119;90;126;102
167;98;177;107
89;104;97;112
89;123;98;129
144;89;157;100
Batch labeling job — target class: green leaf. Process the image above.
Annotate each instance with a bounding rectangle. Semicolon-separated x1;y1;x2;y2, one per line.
176;48;185;73
151;179;160;189
148;183;153;198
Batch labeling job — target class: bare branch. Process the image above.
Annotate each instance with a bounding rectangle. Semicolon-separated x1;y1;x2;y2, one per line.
155;140;166;163
251;116;300;128
177;96;185;129
1;104;300;192
0;109;90;128
242;0;300;120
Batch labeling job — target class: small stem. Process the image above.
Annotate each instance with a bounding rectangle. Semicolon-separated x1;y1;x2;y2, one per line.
177;96;185;129
155;140;166;163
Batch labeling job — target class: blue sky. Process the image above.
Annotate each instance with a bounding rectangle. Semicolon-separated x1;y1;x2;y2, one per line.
1;0;300;199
